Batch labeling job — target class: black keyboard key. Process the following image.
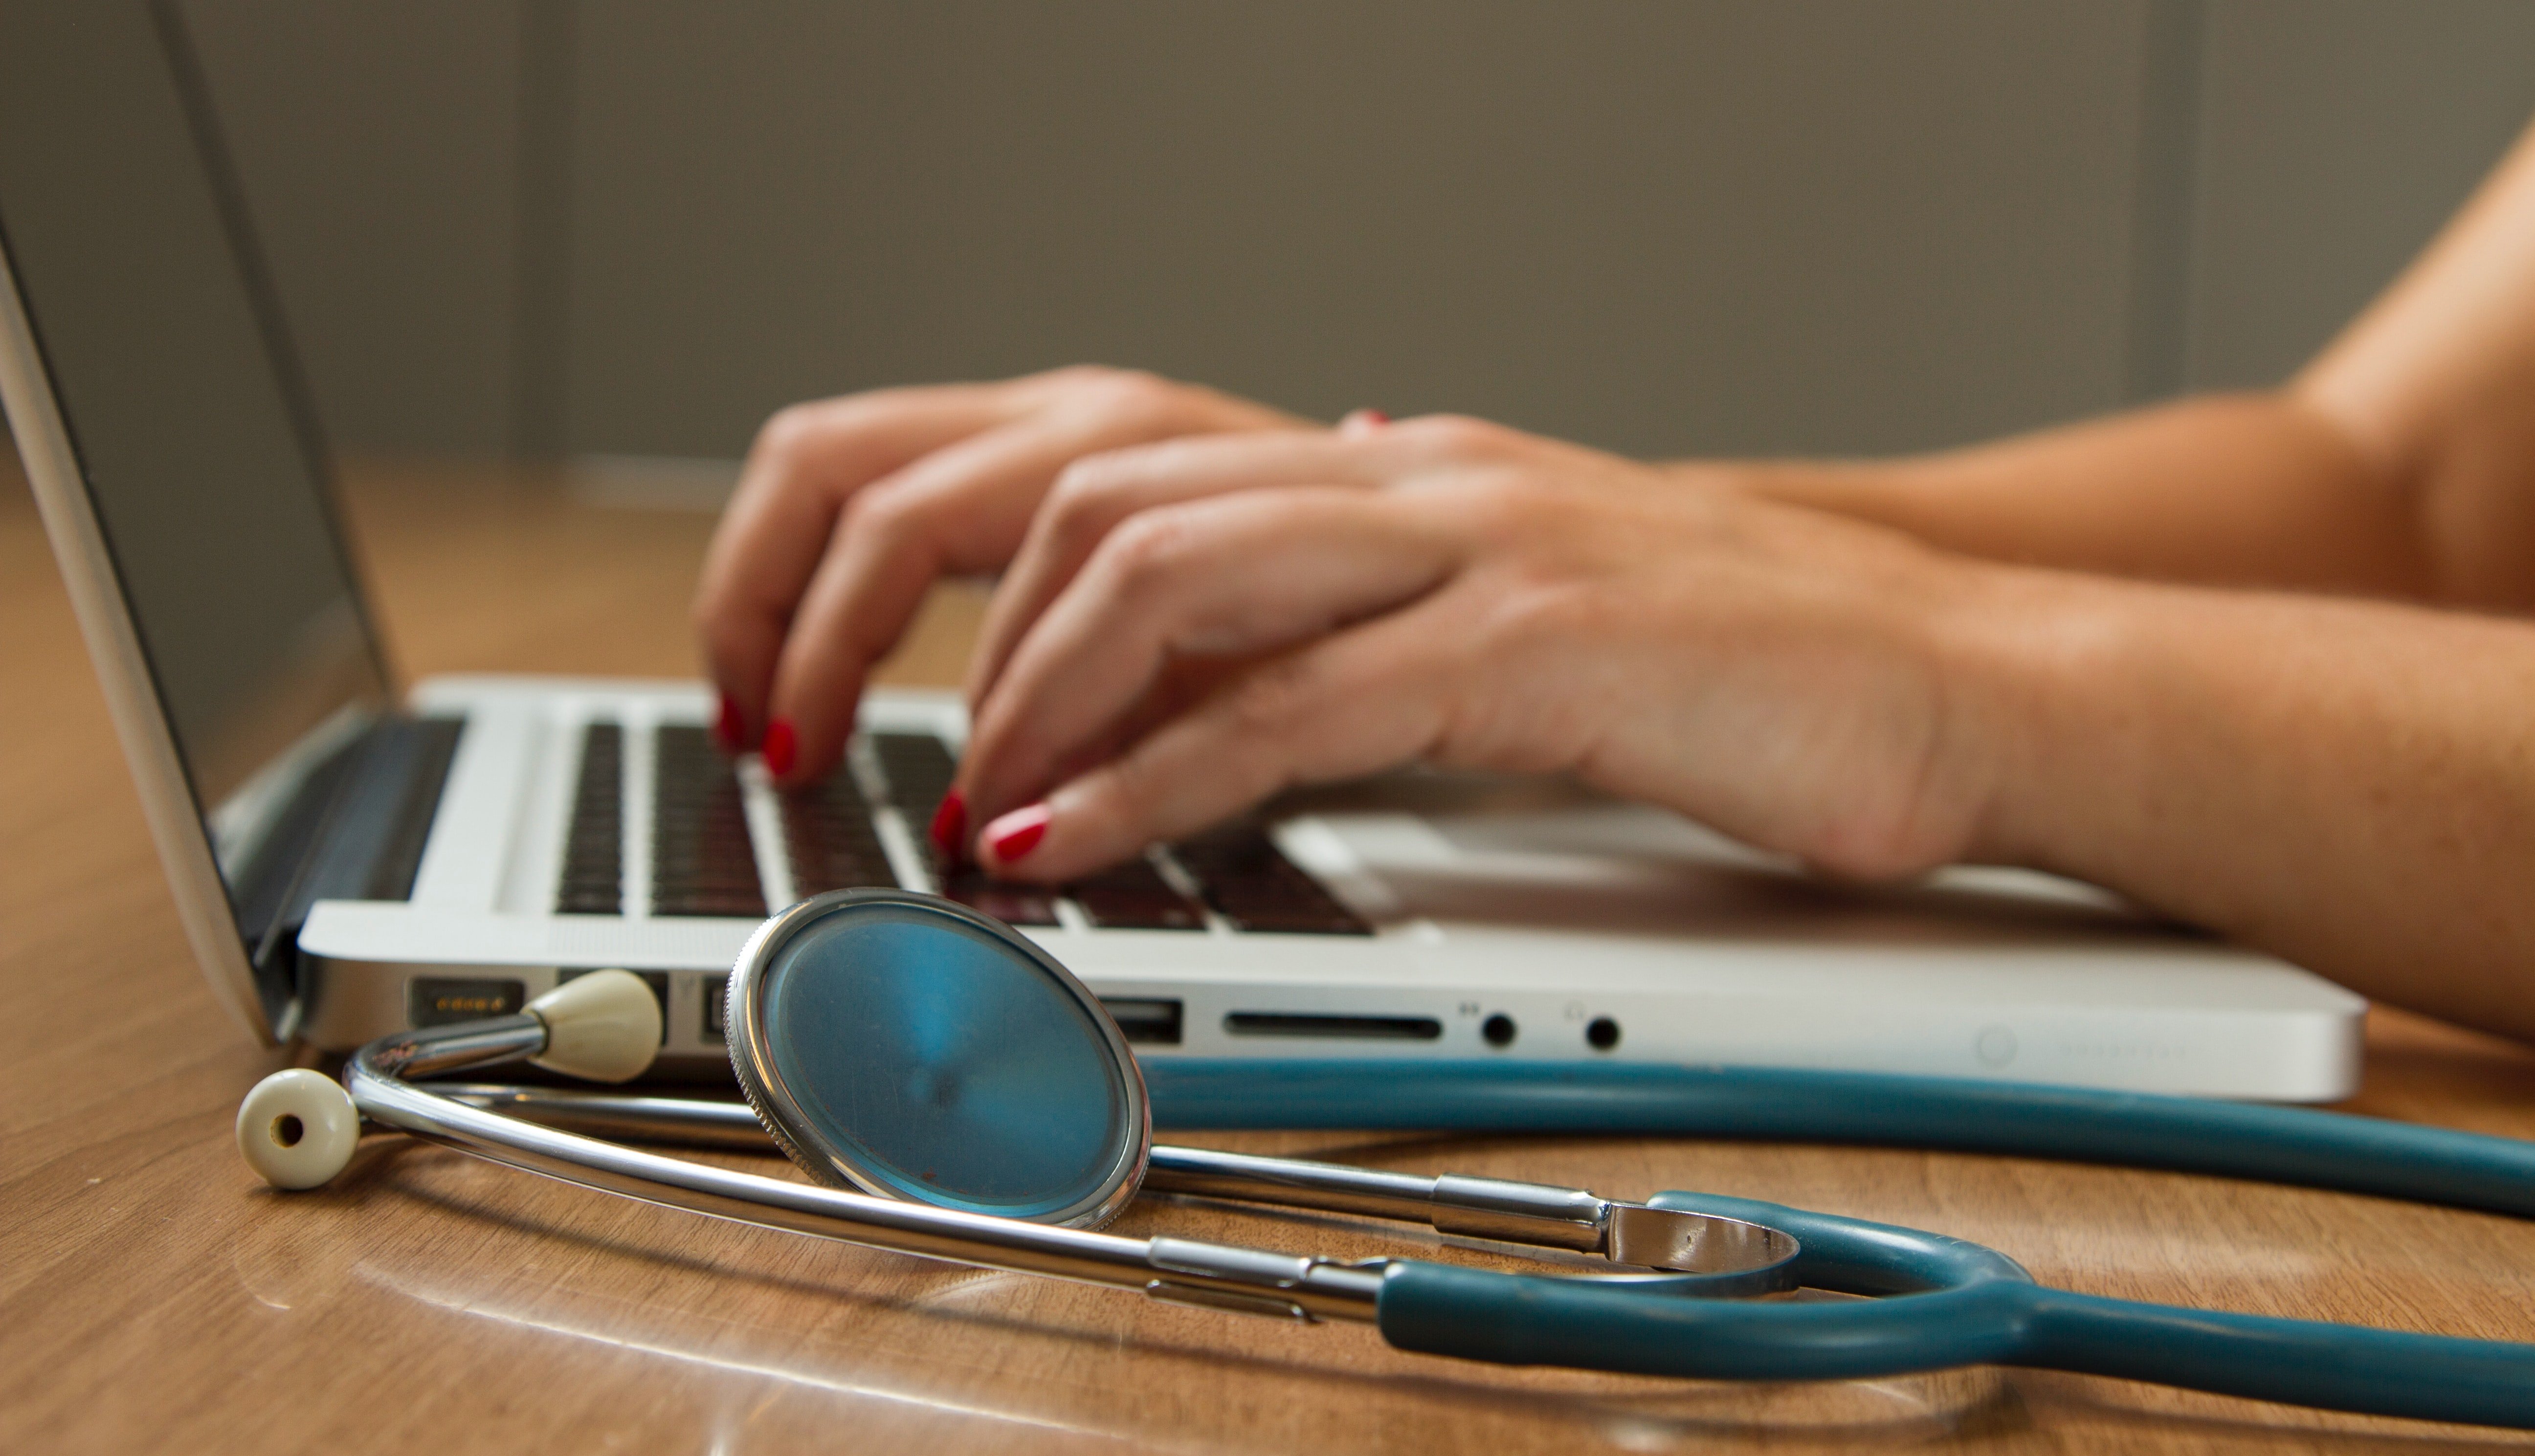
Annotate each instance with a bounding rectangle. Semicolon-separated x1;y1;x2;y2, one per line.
651;725;766;919
869;731;959;853
1172;823;1372;935
555;722;623;915
940;871;1060;927
778;766;901;898
1069;858;1206;930
872;733;1060;927
870;732;956;804
655;890;773;918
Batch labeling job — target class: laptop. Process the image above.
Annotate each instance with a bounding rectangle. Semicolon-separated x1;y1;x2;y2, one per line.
0;0;2364;1098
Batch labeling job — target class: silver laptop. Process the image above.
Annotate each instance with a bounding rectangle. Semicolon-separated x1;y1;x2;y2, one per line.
0;0;2364;1098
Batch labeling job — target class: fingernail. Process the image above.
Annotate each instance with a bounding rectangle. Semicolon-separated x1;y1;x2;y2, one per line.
982;803;1050;866
713;693;745;751
928;789;967;859
1339;407;1389;435
762;718;798;777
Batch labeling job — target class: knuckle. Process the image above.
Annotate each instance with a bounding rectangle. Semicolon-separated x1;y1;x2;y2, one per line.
1095;510;1199;597
1400;413;1505;458
1074;368;1183;429
1222;657;1317;738
1048;440;1170;514
837;481;919;542
1046;452;1131;513
1042;361;1128;390
1042;466;1126;548
750;401;828;471
1444;469;1547;539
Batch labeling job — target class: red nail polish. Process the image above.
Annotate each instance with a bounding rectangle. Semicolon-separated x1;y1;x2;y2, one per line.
983;803;1050;865
713;693;745;751
1340;407;1389;434
929;789;967;859
762;718;798;776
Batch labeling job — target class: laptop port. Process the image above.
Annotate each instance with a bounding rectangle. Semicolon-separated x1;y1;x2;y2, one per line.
1586;1015;1621;1052
1223;1012;1443;1041
1100;997;1183;1045
703;975;728;1039
1482;1013;1517;1048
407;977;523;1028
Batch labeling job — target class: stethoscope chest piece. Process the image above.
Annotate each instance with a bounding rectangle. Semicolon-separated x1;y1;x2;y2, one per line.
725;888;1151;1229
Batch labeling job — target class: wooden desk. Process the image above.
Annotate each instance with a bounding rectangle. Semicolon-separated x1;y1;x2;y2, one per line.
9;462;2535;1453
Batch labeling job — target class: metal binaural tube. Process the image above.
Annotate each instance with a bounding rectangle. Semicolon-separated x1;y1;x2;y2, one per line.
437;1084;773;1149
346;1023;1385;1322
425;1083;1797;1281
1143;1145;1796;1279
1146;1145;1445;1223
366;1015;548;1080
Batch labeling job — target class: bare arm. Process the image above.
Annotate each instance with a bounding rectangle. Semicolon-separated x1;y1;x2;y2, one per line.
933;417;2535;1042
1739;114;2535;612
1955;570;2535;1041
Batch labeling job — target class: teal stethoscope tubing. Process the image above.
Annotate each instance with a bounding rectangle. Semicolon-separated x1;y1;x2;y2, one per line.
1385;1193;2535;1429
1143;1060;2535;1217
1148;1060;2535;1427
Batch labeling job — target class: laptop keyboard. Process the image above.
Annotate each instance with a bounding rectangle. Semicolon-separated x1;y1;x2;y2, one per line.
777;760;896;896
649;725;768;918
861;732;1059;924
1069;858;1209;930
555;723;624;915
558;720;1369;934
1174;821;1378;934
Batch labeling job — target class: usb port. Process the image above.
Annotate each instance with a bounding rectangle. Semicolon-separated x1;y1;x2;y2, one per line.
1100;997;1184;1045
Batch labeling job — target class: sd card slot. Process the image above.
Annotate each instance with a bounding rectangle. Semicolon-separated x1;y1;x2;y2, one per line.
1223;1012;1442;1041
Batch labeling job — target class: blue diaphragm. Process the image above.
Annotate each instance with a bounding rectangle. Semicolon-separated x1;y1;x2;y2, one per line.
726;889;1150;1228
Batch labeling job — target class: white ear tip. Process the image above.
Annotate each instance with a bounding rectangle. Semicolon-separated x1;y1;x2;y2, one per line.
526;970;661;1083
236;1069;361;1189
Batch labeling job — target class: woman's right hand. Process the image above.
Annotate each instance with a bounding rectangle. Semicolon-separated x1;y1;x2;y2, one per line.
691;366;1304;789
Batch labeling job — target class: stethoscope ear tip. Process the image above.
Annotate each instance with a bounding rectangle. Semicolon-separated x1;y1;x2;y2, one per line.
525;970;662;1083
237;1068;359;1190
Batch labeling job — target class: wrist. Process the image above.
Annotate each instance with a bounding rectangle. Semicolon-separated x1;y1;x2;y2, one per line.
1915;558;2133;875
1668;458;1882;507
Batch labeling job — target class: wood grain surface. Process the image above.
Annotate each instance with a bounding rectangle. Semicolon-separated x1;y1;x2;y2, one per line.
7;461;2535;1453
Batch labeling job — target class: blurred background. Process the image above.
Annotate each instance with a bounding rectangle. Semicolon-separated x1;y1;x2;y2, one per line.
157;0;2535;495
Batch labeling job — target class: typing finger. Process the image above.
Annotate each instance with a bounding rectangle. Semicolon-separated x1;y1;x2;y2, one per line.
974;598;1467;880
693;382;1030;746
959;486;1460;830
760;409;1167;786
966;427;1420;707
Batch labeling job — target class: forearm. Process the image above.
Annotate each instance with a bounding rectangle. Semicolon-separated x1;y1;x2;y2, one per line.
1720;392;2427;597
1949;568;2535;1039
1734;113;2535;610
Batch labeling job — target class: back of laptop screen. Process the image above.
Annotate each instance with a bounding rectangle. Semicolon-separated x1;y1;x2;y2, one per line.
0;1;389;873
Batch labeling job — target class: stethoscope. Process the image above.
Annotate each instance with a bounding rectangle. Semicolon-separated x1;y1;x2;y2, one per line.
238;888;2535;1431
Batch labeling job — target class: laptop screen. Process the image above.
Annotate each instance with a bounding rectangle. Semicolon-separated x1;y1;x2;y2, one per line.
0;1;390;868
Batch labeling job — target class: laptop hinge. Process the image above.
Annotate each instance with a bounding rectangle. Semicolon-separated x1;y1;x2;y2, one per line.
239;715;465;1029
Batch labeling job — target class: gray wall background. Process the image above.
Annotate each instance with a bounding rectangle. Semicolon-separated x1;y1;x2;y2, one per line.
175;0;2535;468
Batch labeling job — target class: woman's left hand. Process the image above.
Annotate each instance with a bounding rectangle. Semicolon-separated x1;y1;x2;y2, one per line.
951;415;2021;884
